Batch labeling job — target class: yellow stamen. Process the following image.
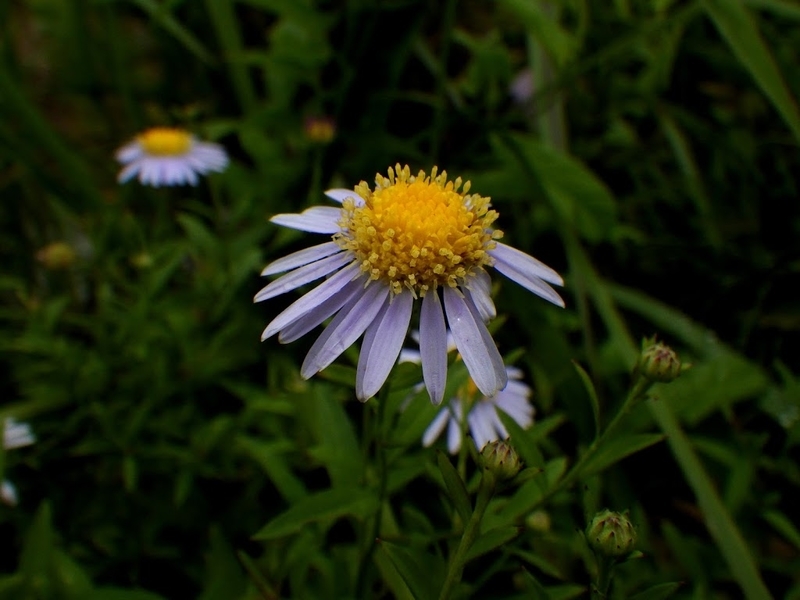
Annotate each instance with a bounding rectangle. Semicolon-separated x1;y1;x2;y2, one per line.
334;164;502;296
138;127;192;156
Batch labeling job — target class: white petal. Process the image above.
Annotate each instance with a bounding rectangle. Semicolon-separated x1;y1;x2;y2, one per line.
398;349;421;364
468;404;498;450
419;291;448;405
443;287;507;397
422;408;451;447
260;263;361;340
324;189;366;205
491;249;565;307
3;419;35;449
115;141;143;163
117;162;141;183
278;279;364;344
356;290;414;401
490;242;563;285
254;252;351;303
270;206;343;234
464;270;496;321
261;242;342;276
446;402;464;454
1;480;18;506
300;283;390;378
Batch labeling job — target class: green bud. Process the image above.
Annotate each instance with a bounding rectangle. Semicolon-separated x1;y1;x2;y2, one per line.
637;338;683;383
35;242;77;270
479;440;522;481
586;509;637;558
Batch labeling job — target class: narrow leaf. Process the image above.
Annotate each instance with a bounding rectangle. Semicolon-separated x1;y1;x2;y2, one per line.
702;0;800;143
465;526;521;561
572;361;601;438
253;488;378;540
437;451;472;524
578;433;666;479
377;540;436;600
629;582;684;600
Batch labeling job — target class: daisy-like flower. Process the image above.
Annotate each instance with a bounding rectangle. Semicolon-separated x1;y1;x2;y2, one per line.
2;418;35;507
422;365;534;454
256;164;564;403
115;127;229;187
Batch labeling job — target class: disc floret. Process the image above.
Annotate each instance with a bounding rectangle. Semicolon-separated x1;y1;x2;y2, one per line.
137;127;193;156
334;164;503;296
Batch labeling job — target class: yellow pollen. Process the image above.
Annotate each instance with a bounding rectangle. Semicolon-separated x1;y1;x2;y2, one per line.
334;164;502;295
138;127;193;156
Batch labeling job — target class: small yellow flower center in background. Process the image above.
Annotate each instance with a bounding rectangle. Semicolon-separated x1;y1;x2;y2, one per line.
138;128;192;156
335;164;503;296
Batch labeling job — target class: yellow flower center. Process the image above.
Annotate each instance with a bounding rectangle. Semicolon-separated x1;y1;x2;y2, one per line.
334;165;503;296
138;128;192;156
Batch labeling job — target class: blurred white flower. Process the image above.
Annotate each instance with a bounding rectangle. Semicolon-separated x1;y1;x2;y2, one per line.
2;418;35;507
401;337;535;454
116;127;229;187
422;366;535;454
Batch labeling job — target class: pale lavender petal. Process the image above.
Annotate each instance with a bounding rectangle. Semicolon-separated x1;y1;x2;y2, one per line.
278;279;364;343
419;291;448;405
463;270;496;321
490;242;563;285
271;207;343;234
492;255;565;307
254;252;351;303
300;283;390;378
3;419;35;449
443;287;507;397
356;290;414;401
260;263;361;340
324;189;366;205
261;242;342;276
446;401;464;454
422;408;451;447
115;141;143;163
118;162;141;183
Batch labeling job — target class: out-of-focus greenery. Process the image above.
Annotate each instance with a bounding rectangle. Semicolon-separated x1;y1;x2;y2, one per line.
1;0;799;598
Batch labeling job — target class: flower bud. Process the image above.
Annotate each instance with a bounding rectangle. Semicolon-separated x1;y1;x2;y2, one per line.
35;242;76;270
479;440;522;481
304;116;336;144
636;338;682;383
586;509;636;558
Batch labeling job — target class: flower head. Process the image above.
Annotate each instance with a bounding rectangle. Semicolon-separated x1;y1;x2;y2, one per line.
586;509;637;558
2;418;35;507
256;165;564;403
422;365;534;453
115;127;229;187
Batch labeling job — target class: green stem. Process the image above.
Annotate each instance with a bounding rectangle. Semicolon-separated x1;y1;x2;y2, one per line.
536;377;652;507
590;555;615;600
438;470;496;600
355;389;389;597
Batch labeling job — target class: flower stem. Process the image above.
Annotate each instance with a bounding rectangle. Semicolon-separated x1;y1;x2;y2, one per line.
590;555;615;600
438;470;496;600
536;377;653;506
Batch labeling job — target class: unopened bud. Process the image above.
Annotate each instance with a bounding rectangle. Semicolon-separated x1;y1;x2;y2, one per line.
586;509;636;558
637;338;683;383
479;440;522;481
35;242;76;270
304;116;336;144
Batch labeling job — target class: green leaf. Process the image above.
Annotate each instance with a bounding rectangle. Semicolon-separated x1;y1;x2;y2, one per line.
311;388;363;488
744;0;800;19
572;361;601;439
128;0;216;64
376;540;436;600
628;582;684;600
235;436;307;502
702;0;800;143
198;528;246;600
253;487;378;540
763;509;800;551
498;0;576;68
519;568;553;600
465;526;520;561
578;433;666;479
436;451;472;524
19;503;54;584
